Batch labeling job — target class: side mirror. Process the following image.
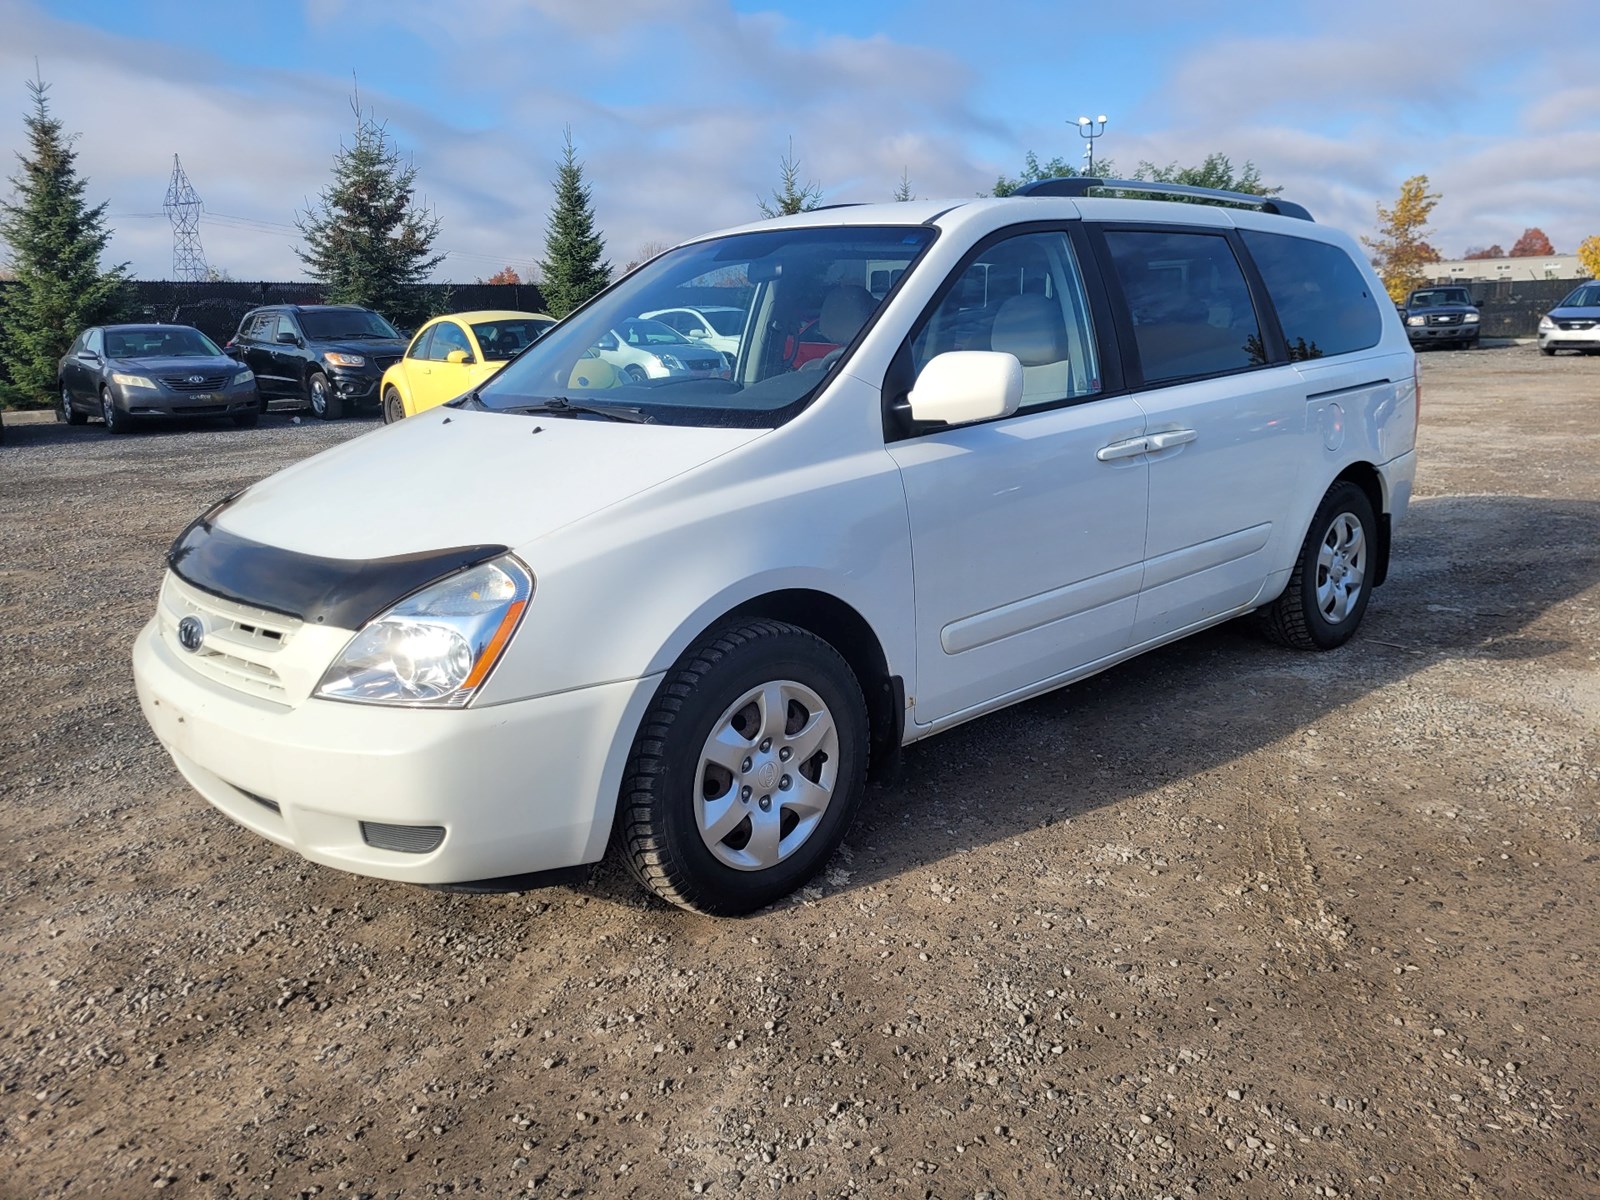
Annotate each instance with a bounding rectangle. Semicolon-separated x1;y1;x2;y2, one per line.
77;350;100;361
907;351;1022;427
596;334;618;351
276;330;300;346
445;349;472;365
686;328;708;339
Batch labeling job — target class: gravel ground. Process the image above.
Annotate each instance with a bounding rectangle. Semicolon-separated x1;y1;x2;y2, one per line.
2;345;1597;1199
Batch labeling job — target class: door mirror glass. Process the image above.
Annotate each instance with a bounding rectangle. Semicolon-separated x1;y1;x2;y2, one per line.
276;330;300;346
907;351;1022;426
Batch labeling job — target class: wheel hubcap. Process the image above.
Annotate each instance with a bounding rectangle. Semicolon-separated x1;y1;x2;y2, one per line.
311;381;326;413
695;679;838;872
1315;512;1366;624
102;393;113;423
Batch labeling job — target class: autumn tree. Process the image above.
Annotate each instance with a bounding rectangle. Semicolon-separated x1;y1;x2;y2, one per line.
759;138;823;217
539;128;611;317
1578;235;1600;280
1510;228;1555;257
0;75;129;406
1363;175;1442;302
1463;245;1505;260
481;265;520;284
296;100;443;326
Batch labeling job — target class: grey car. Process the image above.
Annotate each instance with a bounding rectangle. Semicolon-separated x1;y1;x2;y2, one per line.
57;324;261;433
1538;281;1600;356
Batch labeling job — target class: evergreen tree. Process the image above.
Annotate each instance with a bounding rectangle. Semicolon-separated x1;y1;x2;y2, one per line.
758;139;824;217
539;129;611;317
992;151;1118;197
296;102;443;325
892;168;915;202
0;75;128;407
1131;153;1278;196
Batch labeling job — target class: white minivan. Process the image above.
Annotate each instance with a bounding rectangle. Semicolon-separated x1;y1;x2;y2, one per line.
133;180;1418;915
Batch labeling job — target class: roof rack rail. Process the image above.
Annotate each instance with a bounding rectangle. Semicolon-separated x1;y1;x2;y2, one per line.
1012;177;1313;222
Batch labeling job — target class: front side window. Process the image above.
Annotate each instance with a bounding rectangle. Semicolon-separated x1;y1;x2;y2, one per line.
85;329;104;356
1241;230;1382;362
405;326;435;361
474;225;936;427
426;321;473;362
910;230;1101;408
1103;229;1264;384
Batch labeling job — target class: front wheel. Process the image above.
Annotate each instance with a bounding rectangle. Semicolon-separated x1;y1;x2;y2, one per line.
101;387;132;434
307;371;342;420
232;409;259;428
616;620;869;915
382;386;406;424
1252;481;1376;651
1540;346;1556;357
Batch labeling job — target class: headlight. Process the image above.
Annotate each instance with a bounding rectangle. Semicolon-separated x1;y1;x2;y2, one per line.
1405;316;1424;327
658;354;684;370
323;352;367;367
235;367;256;383
314;557;533;707
1539;316;1556;330
111;372;156;388
1463;312;1480;324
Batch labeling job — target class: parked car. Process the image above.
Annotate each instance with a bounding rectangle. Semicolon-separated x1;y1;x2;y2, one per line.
133;179;1417;916
1399;285;1481;350
640;305;747;359
381;310;557;422
57;324;260;433
1537;281;1600;356
226;304;407;419
593;317;728;381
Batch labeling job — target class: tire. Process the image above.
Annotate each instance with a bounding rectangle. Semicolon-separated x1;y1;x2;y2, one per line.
307;371;342;420
1252;481;1376;651
232;410;259;428
58;383;87;425
617;619;869;915
382;386;406;424
624;365;649;384
1540;346;1556;357
101;386;132;435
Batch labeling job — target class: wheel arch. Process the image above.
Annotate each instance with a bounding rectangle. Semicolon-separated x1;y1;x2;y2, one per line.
1333;461;1389;587
692;588;902;783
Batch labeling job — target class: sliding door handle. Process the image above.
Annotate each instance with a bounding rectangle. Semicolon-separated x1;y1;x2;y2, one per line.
1096;436;1150;462
1147;429;1197;451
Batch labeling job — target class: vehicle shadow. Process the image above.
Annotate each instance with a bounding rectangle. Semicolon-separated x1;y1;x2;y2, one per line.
583;493;1600;908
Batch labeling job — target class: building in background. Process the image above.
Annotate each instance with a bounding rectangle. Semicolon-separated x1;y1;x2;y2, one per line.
1429;255;1589;284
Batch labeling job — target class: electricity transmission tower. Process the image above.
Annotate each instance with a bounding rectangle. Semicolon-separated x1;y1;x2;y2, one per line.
164;154;209;281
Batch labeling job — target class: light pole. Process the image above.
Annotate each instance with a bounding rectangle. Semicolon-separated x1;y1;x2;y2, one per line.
1077;115;1108;176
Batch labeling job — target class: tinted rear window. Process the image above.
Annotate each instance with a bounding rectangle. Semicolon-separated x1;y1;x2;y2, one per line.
1241;230;1382;362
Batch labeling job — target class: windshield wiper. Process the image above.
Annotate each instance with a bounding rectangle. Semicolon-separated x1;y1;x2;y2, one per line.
506;396;653;423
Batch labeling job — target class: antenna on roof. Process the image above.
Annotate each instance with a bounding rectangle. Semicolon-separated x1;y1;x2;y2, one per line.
164;154;209;282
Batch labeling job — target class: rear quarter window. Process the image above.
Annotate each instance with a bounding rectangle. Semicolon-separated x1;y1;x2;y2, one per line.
1240;230;1382;362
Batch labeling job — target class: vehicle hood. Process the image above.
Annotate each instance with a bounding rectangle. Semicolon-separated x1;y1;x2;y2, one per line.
106;355;241;374
214;407;767;559
317;338;408;358
1547;304;1600;320
1405;303;1477;315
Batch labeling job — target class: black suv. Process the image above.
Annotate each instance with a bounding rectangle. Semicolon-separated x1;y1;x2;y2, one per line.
227;304;408;419
1399;285;1481;350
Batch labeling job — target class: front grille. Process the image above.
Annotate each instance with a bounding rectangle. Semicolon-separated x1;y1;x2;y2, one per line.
162;372;232;392
685;357;722;371
160;573;300;702
370;353;402;371
1426;314;1462;326
1557;320;1596;331
360;822;446;854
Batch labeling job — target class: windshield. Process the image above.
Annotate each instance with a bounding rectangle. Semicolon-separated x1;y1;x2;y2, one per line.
300;309;401;340
1411;289;1470;308
106;328;224;358
470;317;556;361
473;225;936;427
1560;284;1600;308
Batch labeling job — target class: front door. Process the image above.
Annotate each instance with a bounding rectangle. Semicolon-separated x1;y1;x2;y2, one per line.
885;229;1149;726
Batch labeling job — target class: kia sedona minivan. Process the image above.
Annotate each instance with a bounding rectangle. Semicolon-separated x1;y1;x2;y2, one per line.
133;179;1419;915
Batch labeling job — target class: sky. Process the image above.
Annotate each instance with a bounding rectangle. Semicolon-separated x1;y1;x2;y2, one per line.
2;0;1597;282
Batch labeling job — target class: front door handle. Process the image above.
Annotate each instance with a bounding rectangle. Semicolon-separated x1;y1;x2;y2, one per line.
1096;436;1150;462
1147;429;1197;451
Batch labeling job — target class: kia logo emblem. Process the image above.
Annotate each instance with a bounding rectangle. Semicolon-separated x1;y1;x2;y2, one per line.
177;615;206;653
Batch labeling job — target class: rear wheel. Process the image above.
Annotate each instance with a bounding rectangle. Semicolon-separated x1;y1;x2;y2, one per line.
382;386;406;424
617;620;869;915
101;386;132;434
1252;481;1375;651
58;383;87;425
307;371;342;420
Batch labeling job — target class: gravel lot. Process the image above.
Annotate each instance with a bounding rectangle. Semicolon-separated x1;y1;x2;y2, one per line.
2;345;1597;1199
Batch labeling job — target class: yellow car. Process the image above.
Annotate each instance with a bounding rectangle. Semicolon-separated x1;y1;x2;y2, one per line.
381;310;560;422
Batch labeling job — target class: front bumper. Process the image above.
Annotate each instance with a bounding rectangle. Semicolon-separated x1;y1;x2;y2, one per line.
1538;327;1600;352
121;381;261;418
133;617;663;885
1406;324;1478;346
328;367;384;404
